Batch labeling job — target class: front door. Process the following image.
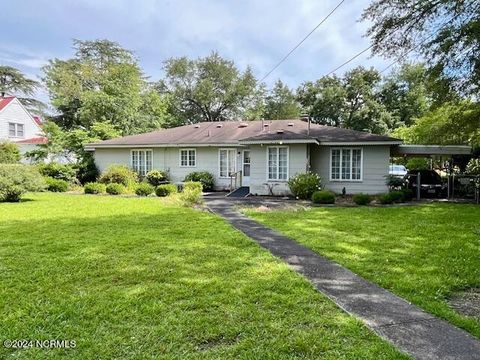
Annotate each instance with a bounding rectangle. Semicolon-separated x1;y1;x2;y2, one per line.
242;150;251;186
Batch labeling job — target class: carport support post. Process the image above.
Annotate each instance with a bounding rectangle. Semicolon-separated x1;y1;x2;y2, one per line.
416;172;421;201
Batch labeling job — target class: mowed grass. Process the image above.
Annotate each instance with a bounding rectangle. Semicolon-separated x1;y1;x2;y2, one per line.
245;203;480;338
0;193;407;359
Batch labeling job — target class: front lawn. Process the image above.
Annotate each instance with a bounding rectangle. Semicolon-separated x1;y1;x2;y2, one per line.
0;193;406;359
245;203;480;338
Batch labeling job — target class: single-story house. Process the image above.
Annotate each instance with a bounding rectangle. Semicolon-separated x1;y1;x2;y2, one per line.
85;119;409;195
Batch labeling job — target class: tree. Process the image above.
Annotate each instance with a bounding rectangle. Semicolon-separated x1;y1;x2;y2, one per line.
0;141;21;164
297;66;391;133
43;39;170;134
263;80;301;120
362;0;480;95
392;101;480;148
0;65;39;97
158;52;260;125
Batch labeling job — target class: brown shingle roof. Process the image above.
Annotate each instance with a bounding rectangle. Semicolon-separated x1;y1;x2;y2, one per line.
87;120;401;147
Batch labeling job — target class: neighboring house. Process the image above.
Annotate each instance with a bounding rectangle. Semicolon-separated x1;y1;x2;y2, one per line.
86;119;406;195
0;96;46;160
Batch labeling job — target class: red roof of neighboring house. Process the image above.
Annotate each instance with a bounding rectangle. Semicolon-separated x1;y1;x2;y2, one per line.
32;115;42;125
15;137;48;144
0;96;15;111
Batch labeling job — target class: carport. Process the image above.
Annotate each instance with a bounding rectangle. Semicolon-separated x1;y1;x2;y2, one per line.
391;144;478;202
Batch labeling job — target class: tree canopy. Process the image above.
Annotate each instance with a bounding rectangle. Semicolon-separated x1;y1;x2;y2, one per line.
263;80;301;120
158;52;261;126
43;39;170;135
362;0;480;95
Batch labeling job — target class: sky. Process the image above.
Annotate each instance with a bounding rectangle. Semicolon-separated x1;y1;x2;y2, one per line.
0;0;390;103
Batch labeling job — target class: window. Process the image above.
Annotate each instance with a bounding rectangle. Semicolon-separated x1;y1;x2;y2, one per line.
219;149;236;177
180;149;196;167
267;146;288;181
131;149;153;176
8;123;24;138
330;148;362;181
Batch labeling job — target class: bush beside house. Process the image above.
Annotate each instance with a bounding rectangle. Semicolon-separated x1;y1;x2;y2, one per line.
184;172;214;191
99;165;138;187
311;190;335;204
0;141;21;164
45;177;69;192
106;183;126;195
288;172;322;200
84;182;106;194
156;184;177;197
145;170;169;186
135;183;155;196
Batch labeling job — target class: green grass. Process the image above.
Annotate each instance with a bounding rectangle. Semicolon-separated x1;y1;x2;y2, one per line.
0;193;407;359
245;203;480;338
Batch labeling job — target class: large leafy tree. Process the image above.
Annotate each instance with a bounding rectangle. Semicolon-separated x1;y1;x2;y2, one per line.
297;67;391;133
392;101;480;148
158;52;260;126
263;80;301;120
43;39;170;134
362;0;480;95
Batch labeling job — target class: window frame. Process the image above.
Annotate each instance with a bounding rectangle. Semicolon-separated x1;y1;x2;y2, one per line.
8;122;25;138
218;148;237;178
179;148;196;168
266;146;289;182
130;149;153;177
329;147;363;182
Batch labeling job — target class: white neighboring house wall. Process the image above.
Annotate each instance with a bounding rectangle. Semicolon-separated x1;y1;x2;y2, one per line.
311;145;390;195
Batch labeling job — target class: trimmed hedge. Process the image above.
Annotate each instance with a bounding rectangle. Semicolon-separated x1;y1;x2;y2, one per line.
145;170;169;187
135;183;154;196
184;172;214;191
288;172;322;200
45;177;69;192
311;190;335;204
106;183;126;195
155;184;177;197
84;182;106;194
353;193;372;205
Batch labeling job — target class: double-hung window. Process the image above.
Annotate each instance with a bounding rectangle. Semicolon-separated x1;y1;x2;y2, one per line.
131;149;153;177
267;146;288;181
330;148;362;181
219;149;236;177
8;123;24;138
180;149;196;167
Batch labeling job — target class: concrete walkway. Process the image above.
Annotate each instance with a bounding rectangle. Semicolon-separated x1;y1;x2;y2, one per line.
206;197;480;360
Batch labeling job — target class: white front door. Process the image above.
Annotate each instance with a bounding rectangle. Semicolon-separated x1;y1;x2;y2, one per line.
242;150;251;186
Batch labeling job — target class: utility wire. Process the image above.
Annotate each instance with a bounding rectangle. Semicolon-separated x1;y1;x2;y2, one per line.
259;0;345;82
324;45;373;76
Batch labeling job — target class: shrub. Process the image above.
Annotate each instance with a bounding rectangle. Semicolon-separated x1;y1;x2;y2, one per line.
184;172;215;191
406;158;429;170
84;182;106;194
145;170;169;186
400;188;414;201
45;177;69;192
38;162;77;182
379;193;395;204
311;190;335;204
288;172;322;200
466;158;480;175
106;183;126;195
389;191;404;203
0;141;21;164
135;183;154;196
155;184;177;197
179;181;203;206
353;193;372;205
99;165;138;187
385;174;404;190
0;164;45;202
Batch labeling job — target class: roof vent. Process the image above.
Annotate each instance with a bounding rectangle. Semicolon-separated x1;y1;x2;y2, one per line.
194;124;200;128
287;122;294;127
238;123;248;128
277;130;284;134
216;124;223;128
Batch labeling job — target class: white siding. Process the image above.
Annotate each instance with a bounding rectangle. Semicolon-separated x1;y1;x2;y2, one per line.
93;147;235;190
0;98;42;141
249;144;309;196
311;145;390;194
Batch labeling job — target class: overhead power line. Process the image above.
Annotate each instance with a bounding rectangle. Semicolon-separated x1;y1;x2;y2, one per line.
259;0;345;83
324;45;373;77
